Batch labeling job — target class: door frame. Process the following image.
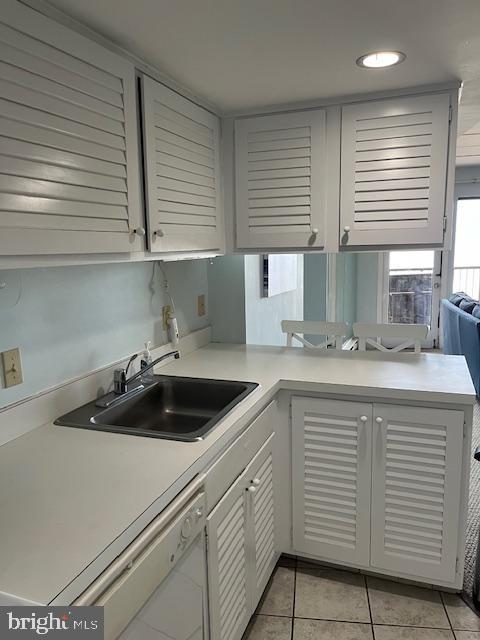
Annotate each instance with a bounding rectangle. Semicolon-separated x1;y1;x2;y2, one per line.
326;253;337;323
442;182;480;349
444;183;480;299
378;250;443;348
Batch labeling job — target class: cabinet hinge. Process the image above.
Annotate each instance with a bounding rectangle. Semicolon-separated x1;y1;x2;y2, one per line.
456;557;460;573
449;105;453;123
443;216;448;232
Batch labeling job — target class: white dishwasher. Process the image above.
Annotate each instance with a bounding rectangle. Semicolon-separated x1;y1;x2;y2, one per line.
75;477;208;640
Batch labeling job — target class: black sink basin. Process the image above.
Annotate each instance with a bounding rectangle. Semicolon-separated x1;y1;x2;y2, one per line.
55;375;258;441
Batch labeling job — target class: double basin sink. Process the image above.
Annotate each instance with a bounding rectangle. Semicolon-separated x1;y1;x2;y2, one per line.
55;375;258;442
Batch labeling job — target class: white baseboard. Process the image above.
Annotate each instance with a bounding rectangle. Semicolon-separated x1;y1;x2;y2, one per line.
0;326;211;446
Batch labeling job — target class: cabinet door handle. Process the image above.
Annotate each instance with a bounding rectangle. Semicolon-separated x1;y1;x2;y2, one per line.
375;416;383;424
311;228;319;235
247;486;257;493
251;478;260;486
154;229;164;237
343;226;350;233
360;415;368;423
134;226;146;236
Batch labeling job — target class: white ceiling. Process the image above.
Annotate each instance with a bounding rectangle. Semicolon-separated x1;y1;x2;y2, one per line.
45;0;480;165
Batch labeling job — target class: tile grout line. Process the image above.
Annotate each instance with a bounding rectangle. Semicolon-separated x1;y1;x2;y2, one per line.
273;558;473;638
364;574;375;639
291;617;456;629
439;590;456;637
290;556;297;640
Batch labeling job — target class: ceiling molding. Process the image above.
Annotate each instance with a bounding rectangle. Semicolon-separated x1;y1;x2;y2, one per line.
224;81;461;120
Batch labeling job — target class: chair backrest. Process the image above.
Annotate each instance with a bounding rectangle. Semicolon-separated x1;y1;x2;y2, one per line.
281;320;349;350
353;323;429;353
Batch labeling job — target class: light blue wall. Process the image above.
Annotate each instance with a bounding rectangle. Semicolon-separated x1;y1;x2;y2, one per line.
0;260;209;408
336;253;357;334
207;255;246;343
304;254;327;322
303;253;327;345
303;252;379;332
355;253;380;323
244;254;304;346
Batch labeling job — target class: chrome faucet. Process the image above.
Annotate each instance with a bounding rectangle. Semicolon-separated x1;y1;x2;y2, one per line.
96;350;180;408
113;350;180;395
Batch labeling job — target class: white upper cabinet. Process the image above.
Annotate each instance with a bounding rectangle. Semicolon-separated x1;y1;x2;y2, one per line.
0;0;143;256
340;93;452;248
141;76;223;253
235;110;326;250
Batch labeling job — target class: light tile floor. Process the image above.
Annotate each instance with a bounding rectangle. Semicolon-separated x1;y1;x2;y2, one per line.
243;556;480;640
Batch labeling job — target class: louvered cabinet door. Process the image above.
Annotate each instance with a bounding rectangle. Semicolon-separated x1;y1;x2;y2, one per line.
206;472;250;640
141;77;223;253
340;93;451;248
235;110;326;249
371;404;464;582
0;0;142;255
245;433;277;608
292;397;372;566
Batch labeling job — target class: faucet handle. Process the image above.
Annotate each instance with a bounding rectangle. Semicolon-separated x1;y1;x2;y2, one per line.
125;353;138;376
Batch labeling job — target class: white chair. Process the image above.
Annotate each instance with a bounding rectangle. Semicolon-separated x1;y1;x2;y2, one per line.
281;320;349;350
353;323;429;354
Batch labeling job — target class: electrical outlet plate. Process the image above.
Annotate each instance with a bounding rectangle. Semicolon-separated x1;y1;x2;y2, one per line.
197;294;205;317
2;347;23;388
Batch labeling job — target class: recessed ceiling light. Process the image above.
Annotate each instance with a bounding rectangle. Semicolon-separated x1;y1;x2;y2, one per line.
356;51;406;69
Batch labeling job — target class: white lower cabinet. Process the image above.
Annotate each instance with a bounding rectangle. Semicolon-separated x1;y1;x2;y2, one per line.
370;403;463;582
292;397;372;566
206;469;250;640
292;396;465;584
207;434;276;640
250;438;276;604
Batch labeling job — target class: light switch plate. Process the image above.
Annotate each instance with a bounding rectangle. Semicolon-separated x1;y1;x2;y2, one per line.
1;347;23;388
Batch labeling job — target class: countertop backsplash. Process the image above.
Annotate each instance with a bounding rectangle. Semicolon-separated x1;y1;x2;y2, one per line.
0;259;209;408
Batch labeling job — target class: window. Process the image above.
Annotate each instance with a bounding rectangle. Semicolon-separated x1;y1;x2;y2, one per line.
380;250;442;348
452;199;480;299
388;251;435;325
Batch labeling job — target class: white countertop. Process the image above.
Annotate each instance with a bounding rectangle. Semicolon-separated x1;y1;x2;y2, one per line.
0;344;475;605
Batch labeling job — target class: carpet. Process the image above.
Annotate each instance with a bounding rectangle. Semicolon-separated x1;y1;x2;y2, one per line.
464;400;480;598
